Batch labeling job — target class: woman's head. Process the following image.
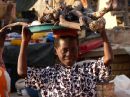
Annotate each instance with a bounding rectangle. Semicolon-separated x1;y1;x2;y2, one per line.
54;29;79;68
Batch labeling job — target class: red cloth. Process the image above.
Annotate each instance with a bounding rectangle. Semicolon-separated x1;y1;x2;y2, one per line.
0;67;9;97
79;38;103;55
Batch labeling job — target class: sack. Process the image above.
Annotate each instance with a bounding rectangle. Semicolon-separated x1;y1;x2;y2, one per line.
111;75;130;97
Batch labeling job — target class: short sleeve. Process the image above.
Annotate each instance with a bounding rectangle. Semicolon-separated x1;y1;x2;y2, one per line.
91;57;111;82
82;57;111;83
25;67;46;90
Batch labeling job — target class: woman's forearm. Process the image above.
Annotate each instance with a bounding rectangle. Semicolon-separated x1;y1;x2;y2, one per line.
17;41;28;77
101;30;113;66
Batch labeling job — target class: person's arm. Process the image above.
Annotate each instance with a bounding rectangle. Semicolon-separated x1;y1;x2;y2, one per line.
101;30;113;66
18;26;49;89
98;18;113;66
0;34;6;68
17;26;31;77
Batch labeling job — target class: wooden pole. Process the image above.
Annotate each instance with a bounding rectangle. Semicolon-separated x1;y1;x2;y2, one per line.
80;0;88;9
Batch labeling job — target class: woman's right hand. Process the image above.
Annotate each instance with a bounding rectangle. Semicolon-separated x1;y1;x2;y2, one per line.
21;26;32;45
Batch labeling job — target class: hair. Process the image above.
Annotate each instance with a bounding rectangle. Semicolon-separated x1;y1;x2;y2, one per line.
54;36;79;48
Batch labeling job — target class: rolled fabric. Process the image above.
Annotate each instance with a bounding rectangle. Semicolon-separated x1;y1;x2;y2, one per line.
53;28;78;38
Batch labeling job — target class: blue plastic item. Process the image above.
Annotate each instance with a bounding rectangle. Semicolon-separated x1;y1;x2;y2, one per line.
28;23;66;33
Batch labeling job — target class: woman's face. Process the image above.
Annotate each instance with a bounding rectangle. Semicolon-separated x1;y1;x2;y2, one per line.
55;38;78;68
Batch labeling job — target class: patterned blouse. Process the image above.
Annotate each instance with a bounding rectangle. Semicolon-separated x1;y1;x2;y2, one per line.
25;57;111;97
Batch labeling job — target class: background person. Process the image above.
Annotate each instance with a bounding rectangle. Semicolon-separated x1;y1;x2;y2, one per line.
0;33;11;97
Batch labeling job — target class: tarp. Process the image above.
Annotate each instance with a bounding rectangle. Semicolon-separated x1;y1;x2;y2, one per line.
3;43;55;67
16;0;37;12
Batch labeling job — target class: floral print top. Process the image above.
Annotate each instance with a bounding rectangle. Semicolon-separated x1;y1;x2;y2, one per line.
25;57;111;97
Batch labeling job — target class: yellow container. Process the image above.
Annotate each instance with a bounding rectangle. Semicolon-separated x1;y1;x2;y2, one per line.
11;39;21;46
31;32;47;39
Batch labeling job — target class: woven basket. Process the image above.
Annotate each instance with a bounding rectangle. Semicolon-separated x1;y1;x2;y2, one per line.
0;4;7;19
110;54;130;79
96;82;117;97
